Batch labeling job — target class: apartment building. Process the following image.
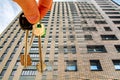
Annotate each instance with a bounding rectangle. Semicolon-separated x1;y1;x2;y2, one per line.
0;0;120;80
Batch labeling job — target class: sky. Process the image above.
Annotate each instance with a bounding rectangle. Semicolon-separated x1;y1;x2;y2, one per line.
112;0;120;5
0;0;21;34
0;0;120;34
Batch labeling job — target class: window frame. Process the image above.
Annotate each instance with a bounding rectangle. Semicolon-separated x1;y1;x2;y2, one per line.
104;27;112;31
112;60;120;71
90;60;103;71
82;27;97;31
87;45;107;53
84;35;93;40
65;60;77;72
94;20;107;24
115;45;120;52
101;35;118;40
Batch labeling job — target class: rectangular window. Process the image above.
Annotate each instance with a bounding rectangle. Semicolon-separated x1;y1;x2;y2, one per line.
117;27;120;30
115;45;120;52
84;35;93;40
101;35;118;40
80;20;87;24
71;46;76;54
49;36;52;38
82;27;97;31
94;20;107;24
104;27;112;31
0;69;6;76
32;60;38;66
90;60;102;71
100;6;113;8
21;69;37;76
65;60;77;71
105;12;120;14
109;16;120;19
113;21;120;24
46;65;52;71
5;60;11;66
15;60;20;66
112;60;120;70
63;46;76;54
102;9;116;11
68;35;75;40
11;69;16;76
87;45;107;53
30;47;39;50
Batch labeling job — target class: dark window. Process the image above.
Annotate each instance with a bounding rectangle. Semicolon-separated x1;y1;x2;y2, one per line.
84;35;93;40
94;20;107;24
87;45;107;53
82;27;97;31
112;60;120;70
105;12;120;14
47;46;50;48
50;28;53;30
69;28;72;30
115;45;120;52
48;41;51;43
63;28;66;30
65;60;77;71
81;20;87;24
5;60;11;66
69;35;75;40
56;36;59;38
69;35;74;38
0;69;6;76
63;36;66;38
82;16;98;19
104;27;112;31
117;27;120;30
101;35;118;40
49;36;52;38
49;32;52;34
113;21;120;24
90;60;102;71
102;9;116;11
109;16;120;19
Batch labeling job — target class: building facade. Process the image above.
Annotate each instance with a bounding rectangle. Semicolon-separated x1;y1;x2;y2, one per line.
0;0;120;80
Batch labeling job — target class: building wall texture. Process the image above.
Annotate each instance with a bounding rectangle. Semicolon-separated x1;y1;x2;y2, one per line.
0;0;120;80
